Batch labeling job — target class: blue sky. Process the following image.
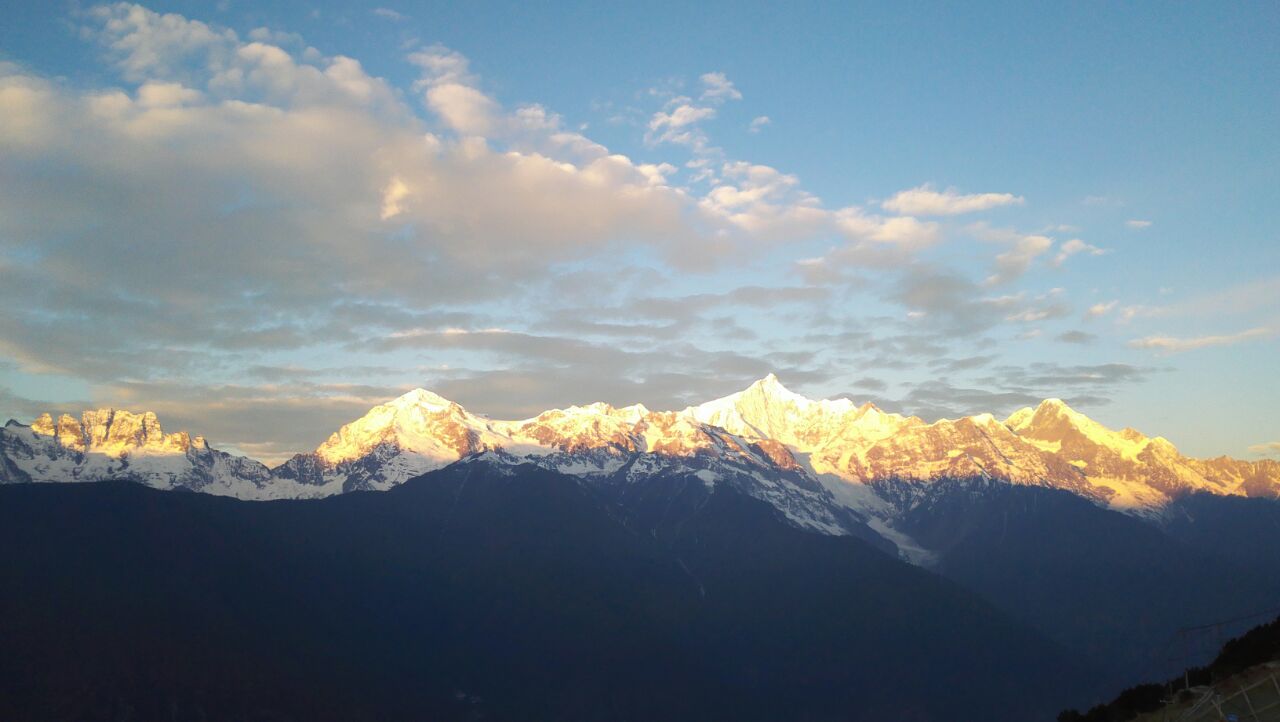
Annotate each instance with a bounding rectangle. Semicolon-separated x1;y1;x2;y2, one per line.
0;1;1276;462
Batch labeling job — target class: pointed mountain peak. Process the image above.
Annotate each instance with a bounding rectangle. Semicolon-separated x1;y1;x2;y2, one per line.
744;373;809;404
679;373;873;449
1011;397;1165;462
1025;398;1093;427
387;387;458;413
1023;398;1094;428
315;388;495;466
1038;399;1113;433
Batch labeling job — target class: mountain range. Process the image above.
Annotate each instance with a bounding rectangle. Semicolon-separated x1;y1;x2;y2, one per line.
4;374;1280;719
4;374;1277;563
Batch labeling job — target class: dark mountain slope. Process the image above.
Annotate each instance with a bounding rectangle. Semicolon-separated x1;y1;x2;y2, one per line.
895;480;1280;693
655;488;1094;720
1059;612;1280;721
1163;493;1280;578
0;461;1095;721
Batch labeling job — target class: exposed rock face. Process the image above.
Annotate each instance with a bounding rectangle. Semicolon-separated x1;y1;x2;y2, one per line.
1190;456;1280;499
1002;398;1271;508
0;411;272;494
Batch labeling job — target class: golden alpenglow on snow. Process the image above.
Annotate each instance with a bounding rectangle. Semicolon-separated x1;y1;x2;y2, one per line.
1;3;1277;721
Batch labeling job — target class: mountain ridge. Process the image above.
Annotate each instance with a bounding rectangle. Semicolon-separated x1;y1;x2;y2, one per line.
3;375;1277;562
0;462;1098;721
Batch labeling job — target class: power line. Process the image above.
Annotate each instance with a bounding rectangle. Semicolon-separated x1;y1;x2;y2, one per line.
1177;605;1280;636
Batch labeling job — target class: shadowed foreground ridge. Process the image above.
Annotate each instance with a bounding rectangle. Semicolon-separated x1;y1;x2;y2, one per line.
0;461;1094;721
1059;613;1280;721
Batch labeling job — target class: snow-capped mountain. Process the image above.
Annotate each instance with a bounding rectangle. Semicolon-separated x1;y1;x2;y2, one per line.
267;386;860;534
0;410;273;494
3;374;1278;559
688;375;1078;489
687;374;1280;513
269;389;512;495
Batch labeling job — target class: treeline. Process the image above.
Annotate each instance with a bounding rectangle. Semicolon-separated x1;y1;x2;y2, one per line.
1058;613;1280;721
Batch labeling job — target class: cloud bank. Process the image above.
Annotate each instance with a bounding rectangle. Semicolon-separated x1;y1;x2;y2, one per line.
0;2;1200;458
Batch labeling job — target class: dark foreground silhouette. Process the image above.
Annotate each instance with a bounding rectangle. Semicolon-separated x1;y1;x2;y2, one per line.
0;460;1094;721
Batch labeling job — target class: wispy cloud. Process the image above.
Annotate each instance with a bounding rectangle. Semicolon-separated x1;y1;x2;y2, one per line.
1125;219;1152;229
970;224;1054;285
699;71;742;102
748;115;771;133
646;102;717;146
1128;327;1274;353
883;184;1024;216
1117;276;1280;324
1052;238;1107;266
1085;301;1118;318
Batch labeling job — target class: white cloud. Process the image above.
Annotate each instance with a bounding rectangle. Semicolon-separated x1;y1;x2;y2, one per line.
699;72;741;103
0;3;1113;442
696;161;938;254
0;6;738;379
380;176;409;220
1118;305;1153;323
1128;327;1274;353
654;103;716;130
646;103;717;146
424;82;500;135
1249;441;1280;458
883;183;1024;216
836;209;939;248
86;3;239;83
1052;238;1107;266
1086;300;1117;318
2;4;960;388
372;8;406;21
1007;310;1051;323
407;44;474;86
748;115;770;133
1126;219;1152;229
136;80;203;107
971;225;1054;285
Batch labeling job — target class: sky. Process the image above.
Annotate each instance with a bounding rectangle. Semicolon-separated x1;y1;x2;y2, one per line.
0;1;1277;464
